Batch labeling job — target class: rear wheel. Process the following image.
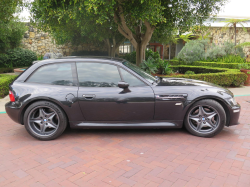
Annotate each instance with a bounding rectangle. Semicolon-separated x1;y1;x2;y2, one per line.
24;101;67;140
184;99;226;137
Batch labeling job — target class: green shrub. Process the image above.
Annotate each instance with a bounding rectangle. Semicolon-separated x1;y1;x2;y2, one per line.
121;51;136;64
185;70;195;75
0;48;37;68
140;57;158;74
177;40;207;64
217;54;245;63
238;63;250;70
121;49;161;64
178;40;246;63
0;20;27;52
205;44;226;61
163;65;247;87
71;50;108;56
0;74;17;97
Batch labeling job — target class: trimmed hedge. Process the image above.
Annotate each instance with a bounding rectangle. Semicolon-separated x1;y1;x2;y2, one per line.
162;65;247;87
170;60;250;69
0;48;37;68
0;74;17;98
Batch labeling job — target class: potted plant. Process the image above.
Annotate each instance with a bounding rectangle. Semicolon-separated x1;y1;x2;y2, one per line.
238;63;250;86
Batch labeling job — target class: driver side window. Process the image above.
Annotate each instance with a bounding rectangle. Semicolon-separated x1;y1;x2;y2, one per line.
120;68;146;87
76;62;121;87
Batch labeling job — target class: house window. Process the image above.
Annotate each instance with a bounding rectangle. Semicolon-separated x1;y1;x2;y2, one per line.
119;42;133;54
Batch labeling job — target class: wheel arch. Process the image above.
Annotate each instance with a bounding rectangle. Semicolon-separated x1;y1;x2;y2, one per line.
186;96;231;127
20;97;69;125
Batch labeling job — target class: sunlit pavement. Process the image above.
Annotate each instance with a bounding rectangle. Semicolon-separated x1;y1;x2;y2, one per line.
0;96;250;187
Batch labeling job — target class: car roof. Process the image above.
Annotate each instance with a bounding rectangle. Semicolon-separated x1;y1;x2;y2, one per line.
33;56;126;65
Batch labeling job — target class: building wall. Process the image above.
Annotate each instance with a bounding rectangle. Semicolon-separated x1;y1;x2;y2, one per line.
21;23;106;56
209;27;250;57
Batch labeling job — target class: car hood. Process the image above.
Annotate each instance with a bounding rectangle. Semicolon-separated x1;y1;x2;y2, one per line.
155;77;234;97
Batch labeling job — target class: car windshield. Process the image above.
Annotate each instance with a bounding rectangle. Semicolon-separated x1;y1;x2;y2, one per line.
122;61;156;84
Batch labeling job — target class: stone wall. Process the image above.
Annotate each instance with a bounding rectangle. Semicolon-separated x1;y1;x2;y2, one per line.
21;23;105;56
209;27;250;57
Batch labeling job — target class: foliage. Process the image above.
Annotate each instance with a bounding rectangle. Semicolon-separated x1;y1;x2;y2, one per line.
205;44;226;61
37;55;43;60
0;67;13;73
185;71;195;75
205;41;245;61
236;42;250;48
217;55;245;63
0;74;17;98
162;61;173;75
177;40;208;63
0;48;37;68
121;49;160;64
121;51;137;64
178;40;245;63
71;50;109;56
175;33;193;43
31;0;124;57
0;19;27;53
238;63;250;70
171;60;250;69
140;57;158;74
0;0;22;22
221;18;249;46
31;0;226;65
165;65;247;87
191;24;211;40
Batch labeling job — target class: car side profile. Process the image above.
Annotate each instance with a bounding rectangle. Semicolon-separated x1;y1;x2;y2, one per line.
5;57;241;140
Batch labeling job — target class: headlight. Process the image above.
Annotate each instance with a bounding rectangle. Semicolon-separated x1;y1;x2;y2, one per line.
228;97;237;106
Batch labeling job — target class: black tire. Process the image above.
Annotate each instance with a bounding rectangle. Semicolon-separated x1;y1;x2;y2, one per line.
184;99;226;138
24;101;67;140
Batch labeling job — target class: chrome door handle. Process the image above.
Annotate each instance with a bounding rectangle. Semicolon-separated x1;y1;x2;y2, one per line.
83;94;96;100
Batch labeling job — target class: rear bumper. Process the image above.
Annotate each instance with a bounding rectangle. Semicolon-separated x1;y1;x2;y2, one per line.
5;102;21;124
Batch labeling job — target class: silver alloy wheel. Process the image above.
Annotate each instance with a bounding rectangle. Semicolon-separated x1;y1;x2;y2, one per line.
28;106;60;137
188;105;220;134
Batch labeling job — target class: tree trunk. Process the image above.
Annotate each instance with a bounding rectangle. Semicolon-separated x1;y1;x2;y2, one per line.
136;42;147;66
234;24;237;46
110;47;116;57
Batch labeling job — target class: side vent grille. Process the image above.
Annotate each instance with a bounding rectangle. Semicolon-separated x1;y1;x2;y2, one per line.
156;94;187;101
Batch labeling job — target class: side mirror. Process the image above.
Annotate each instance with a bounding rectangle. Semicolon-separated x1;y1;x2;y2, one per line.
118;81;129;89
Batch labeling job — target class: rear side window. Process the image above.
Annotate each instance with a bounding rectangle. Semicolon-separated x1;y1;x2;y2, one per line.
76;62;121;87
26;63;75;86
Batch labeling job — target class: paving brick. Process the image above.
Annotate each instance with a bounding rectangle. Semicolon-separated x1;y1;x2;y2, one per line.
0;96;250;186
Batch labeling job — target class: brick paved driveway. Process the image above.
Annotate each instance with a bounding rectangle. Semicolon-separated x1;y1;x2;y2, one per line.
0;96;250;187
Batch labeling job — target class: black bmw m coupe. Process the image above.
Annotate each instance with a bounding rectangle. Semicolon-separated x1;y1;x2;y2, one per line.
5;57;240;140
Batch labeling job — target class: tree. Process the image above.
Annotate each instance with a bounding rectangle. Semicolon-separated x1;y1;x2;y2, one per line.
191;24;211;40
0;0;27;53
31;2;125;57
31;0;226;66
222;18;249;46
0;0;22;22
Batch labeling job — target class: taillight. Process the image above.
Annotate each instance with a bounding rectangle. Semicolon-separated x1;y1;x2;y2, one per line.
9;91;15;102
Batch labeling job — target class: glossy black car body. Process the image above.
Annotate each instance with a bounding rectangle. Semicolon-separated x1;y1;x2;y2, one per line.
5;57;241;139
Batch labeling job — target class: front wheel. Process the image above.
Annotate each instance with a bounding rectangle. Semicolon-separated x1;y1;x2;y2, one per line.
24;101;67;140
184;99;226;137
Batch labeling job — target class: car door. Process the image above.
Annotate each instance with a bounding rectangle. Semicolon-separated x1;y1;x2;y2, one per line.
76;61;155;121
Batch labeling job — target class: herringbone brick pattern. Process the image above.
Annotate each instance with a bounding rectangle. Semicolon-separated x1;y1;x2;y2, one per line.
0;96;250;186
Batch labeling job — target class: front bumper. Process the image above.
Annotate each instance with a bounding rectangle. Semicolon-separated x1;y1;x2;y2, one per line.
5;102;22;124
227;105;241;126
